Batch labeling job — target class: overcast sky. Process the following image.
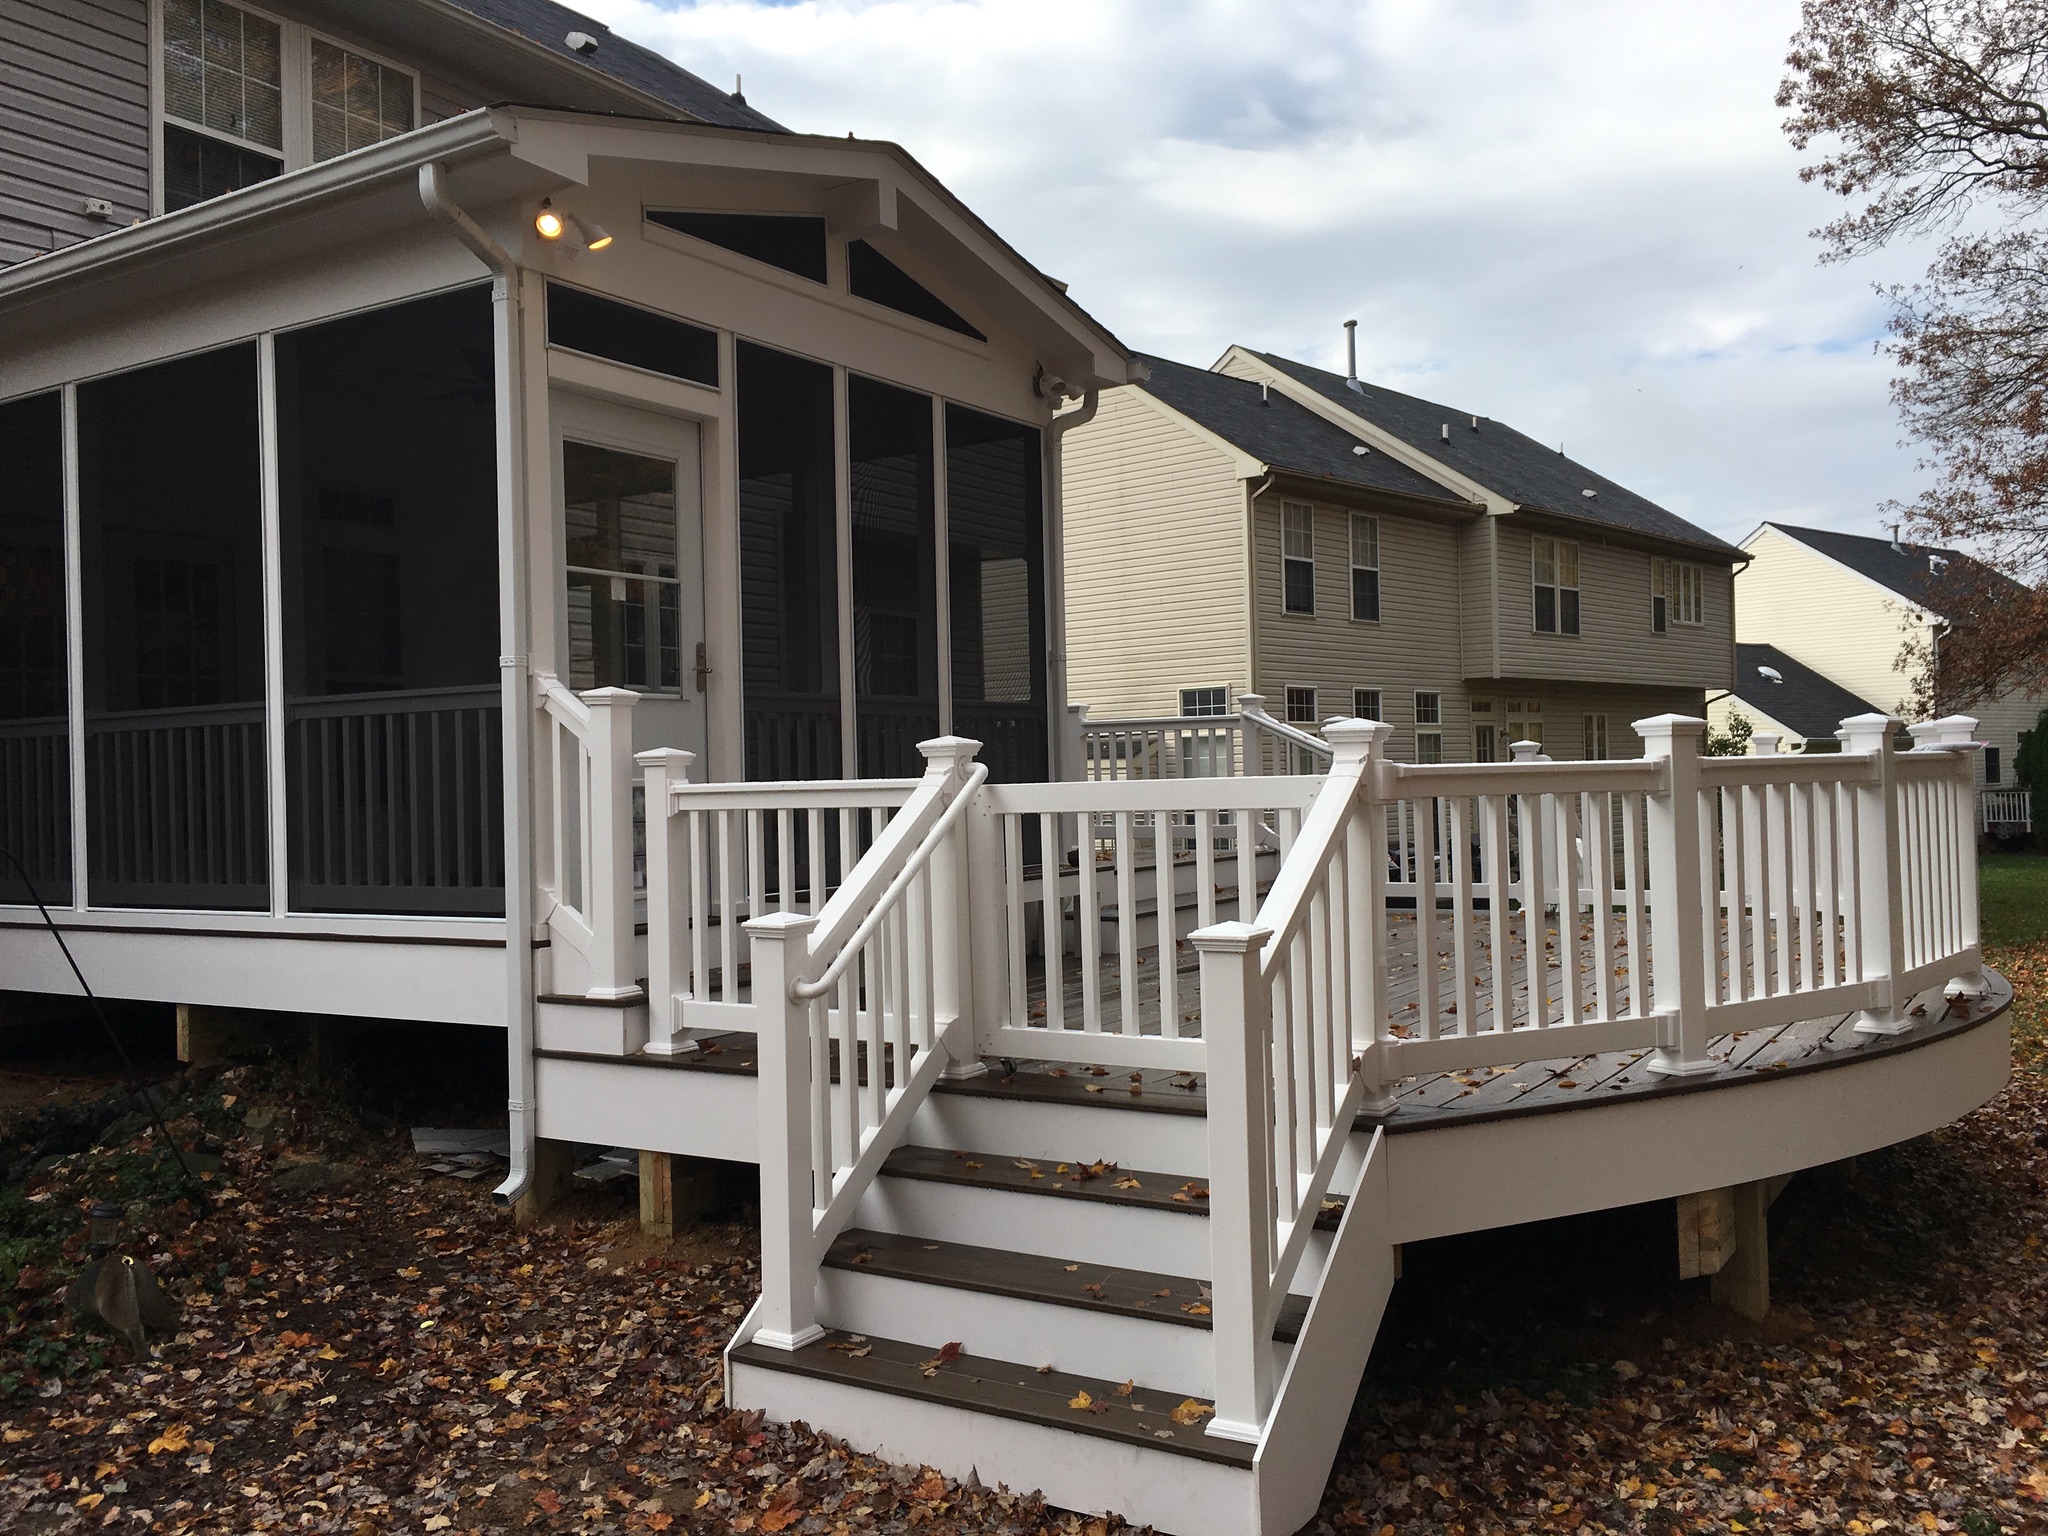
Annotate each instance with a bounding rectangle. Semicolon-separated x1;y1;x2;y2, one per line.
577;0;1936;547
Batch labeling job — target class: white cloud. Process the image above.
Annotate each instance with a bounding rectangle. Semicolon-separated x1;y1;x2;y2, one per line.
576;0;1939;542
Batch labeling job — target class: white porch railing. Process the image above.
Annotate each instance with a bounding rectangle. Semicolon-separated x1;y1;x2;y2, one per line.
535;675;640;1000
1981;785;2032;832
1070;692;1335;781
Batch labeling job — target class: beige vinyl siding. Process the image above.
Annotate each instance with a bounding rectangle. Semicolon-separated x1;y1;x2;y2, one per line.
1493;521;1734;689
1063;387;1250;718
1479;682;1708;760
1734;527;1925;713
1963;688;2046;791
2;0;150;265
1251;490;1466;761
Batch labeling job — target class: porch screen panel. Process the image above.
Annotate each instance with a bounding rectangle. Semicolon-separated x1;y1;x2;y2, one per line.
78;346;268;909
0;394;70;905
850;376;937;778
276;287;502;916
738;343;840;780
945;405;1046;783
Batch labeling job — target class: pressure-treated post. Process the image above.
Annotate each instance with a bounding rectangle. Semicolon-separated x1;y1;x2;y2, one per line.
580;687;641;999
1638;714;1715;1076
918;734;988;1076
1841;714;1909;1034
745;909;824;1350
636;748;697;1054
1194;918;1276;1444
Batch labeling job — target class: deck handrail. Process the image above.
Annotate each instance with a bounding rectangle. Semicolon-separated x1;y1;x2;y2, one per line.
1070;691;1336;782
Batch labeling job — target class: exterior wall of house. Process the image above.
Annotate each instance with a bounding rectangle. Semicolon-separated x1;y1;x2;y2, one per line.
1248;488;1469;760
1734;526;1924;715
1458;517;1497;679
1490;520;1734;690
1062;387;1250;718
2;0;151;265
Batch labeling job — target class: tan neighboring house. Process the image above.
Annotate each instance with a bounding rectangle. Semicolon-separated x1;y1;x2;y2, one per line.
1721;523;2042;823
1063;348;1742;762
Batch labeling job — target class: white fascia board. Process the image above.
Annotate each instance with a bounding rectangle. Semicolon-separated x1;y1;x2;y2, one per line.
0;110;512;309
1119;385;1266;480
1753;522;1943;625
1214;346;1514;514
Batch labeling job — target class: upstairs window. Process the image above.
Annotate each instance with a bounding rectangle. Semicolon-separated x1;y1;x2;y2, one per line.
1285;687;1317;724
1532;536;1580;635
1414;690;1441;726
310;39;416;160
1651;558;1703;632
1180;686;1228;717
1350;513;1380;621
1353;687;1382;721
1282;502;1315;614
162;0;282;211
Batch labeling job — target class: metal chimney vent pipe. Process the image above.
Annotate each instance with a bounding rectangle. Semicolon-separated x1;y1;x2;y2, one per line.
1343;319;1363;393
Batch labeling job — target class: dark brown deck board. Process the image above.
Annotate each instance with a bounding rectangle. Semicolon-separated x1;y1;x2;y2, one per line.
882;1145;1211;1216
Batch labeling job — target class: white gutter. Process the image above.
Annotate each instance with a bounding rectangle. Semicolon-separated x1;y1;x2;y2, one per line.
1043;386;1099;779
418;162;539;1209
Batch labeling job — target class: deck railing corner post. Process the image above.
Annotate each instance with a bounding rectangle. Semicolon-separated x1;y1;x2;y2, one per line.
576;686;642;1000
1064;702;1091;782
1237;693;1268;776
915;735;988;1078
1192;918;1277;1443
1841;713;1912;1034
1934;714;1989;995
635;748;697;1055
745;908;826;1351
1636;714;1716;1077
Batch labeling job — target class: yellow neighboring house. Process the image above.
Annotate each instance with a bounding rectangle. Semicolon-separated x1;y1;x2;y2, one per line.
1720;522;2039;830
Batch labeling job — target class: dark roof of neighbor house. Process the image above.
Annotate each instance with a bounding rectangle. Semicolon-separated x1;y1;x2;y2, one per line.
1759;521;2030;612
1135;354;1474;508
1246;352;1744;559
443;0;785;131
1732;644;1881;741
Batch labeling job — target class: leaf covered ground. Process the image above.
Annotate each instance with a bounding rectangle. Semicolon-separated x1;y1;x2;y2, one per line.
0;893;2039;1534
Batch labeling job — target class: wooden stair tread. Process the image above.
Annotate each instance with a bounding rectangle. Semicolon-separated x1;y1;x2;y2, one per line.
824;1228;1309;1343
730;1330;1255;1468
880;1145;1213;1215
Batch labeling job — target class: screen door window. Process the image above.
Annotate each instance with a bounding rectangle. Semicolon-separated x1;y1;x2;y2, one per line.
564;441;681;691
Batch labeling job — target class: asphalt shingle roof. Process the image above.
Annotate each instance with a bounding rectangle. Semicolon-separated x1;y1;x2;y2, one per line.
1135;354;1473;507
444;0;786;131
1730;643;1881;742
1761;521;2029;612
1249;352;1744;559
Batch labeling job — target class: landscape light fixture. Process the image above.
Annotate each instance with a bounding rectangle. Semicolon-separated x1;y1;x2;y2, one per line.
86;1201;122;1254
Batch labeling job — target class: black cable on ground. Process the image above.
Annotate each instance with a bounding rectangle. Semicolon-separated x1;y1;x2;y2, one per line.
1;847;213;1220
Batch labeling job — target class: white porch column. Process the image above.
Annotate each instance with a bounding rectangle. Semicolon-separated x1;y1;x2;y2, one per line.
1842;713;1910;1034
580;687;641;1000
1638;714;1715;1076
636;748;697;1054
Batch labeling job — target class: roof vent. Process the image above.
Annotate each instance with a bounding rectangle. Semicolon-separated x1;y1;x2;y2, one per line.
732;73;746;105
1929;553;1948;573
1758;665;1784;683
1260;381;1270;407
565;30;599;53
1581;488;1597;498
1343;319;1363;394
1352;445;1369;456
1440;423;1449;441
1471;415;1479;431
1889;522;1904;553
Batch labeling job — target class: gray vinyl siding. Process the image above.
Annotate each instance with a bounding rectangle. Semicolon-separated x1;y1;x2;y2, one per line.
1250;490;1468;762
1481;681;1709;760
1493;521;1734;690
1;0;149;266
1458;517;1495;679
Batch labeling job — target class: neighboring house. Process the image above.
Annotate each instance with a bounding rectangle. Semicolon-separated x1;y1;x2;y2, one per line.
1727;523;2042;808
1063;347;1742;762
1716;643;1880;753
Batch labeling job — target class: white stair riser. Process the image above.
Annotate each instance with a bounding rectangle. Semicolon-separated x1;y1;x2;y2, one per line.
730;1359;1259;1536
859;1177;1212;1275
914;1095;1209;1172
819;1266;1260;1400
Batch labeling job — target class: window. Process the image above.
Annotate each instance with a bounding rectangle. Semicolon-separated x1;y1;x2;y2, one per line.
1583;713;1609;760
309;38;414;160
1413;691;1441;726
1415;730;1443;764
1282;502;1315;614
1986;745;2002;785
0;393;72;904
1472;699;1497;761
646;212;828;284
546;284;719;388
1506;699;1543;749
1652;559;1703;631
1350;513;1380;621
563;444;683;693
1352;688;1382;721
1286;687;1317;724
1532;537;1580;634
848;241;985;340
1181;687;1229;717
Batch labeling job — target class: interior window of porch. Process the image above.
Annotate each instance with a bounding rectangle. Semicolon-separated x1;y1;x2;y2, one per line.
850;376;937;778
277;286;503;916
946;405;1046;784
738;343;840;779
78;345;268;909
0;394;70;905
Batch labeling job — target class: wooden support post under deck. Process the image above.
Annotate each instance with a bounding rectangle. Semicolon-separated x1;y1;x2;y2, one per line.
1679;1176;1788;1319
513;1138;578;1230
640;1150;674;1238
176;1004;243;1066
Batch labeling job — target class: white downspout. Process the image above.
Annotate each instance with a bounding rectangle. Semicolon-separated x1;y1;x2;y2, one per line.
418;162;539;1209
1044;386;1098;780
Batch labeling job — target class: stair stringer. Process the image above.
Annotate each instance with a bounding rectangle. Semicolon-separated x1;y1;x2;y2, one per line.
1252;1126;1395;1535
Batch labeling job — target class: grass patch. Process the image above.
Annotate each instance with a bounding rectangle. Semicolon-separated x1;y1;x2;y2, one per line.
1980;852;2048;946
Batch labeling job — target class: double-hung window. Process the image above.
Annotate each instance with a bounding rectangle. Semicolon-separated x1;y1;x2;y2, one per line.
1180;686;1228;718
1532;537;1580;635
1651;558;1703;632
1282;502;1315;614
1414;691;1442;763
310;38;417;161
1285;687;1317;725
1350;513;1380;621
1353;688;1382;721
1583;713;1609;760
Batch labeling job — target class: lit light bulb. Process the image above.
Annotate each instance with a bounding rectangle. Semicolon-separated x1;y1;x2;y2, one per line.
571;215;612;251
535;202;565;241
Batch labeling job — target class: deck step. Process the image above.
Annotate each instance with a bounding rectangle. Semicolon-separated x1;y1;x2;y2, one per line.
729;1329;1255;1468
821;1228;1307;1343
880;1144;1216;1214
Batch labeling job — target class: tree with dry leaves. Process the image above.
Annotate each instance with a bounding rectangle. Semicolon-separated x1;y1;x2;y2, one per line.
1781;0;2048;704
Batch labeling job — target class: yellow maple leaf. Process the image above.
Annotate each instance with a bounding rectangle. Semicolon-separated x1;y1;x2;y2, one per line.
695;1489;713;1510
486;1373;514;1392
316;1345;340;1361
1169;1398;1213;1426
1068;1389;1094;1411
148;1425;190;1455
76;1493;104;1511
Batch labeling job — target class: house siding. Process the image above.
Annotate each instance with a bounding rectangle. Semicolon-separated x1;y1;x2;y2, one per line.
1250;490;1468;761
1492;521;1734;690
1735;526;1923;714
1;0;150;266
1063;387;1250;719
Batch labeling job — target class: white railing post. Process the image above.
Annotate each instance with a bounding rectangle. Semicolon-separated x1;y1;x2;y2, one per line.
918;735;988;1076
1936;714;1988;996
1509;739;1542;764
1842;713;1910;1034
1194;918;1277;1444
1065;702;1092;782
1637;714;1715;1076
1237;693;1268;776
579;687;641;999
636;748;697;1055
745;909;825;1350
1751;732;1781;756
